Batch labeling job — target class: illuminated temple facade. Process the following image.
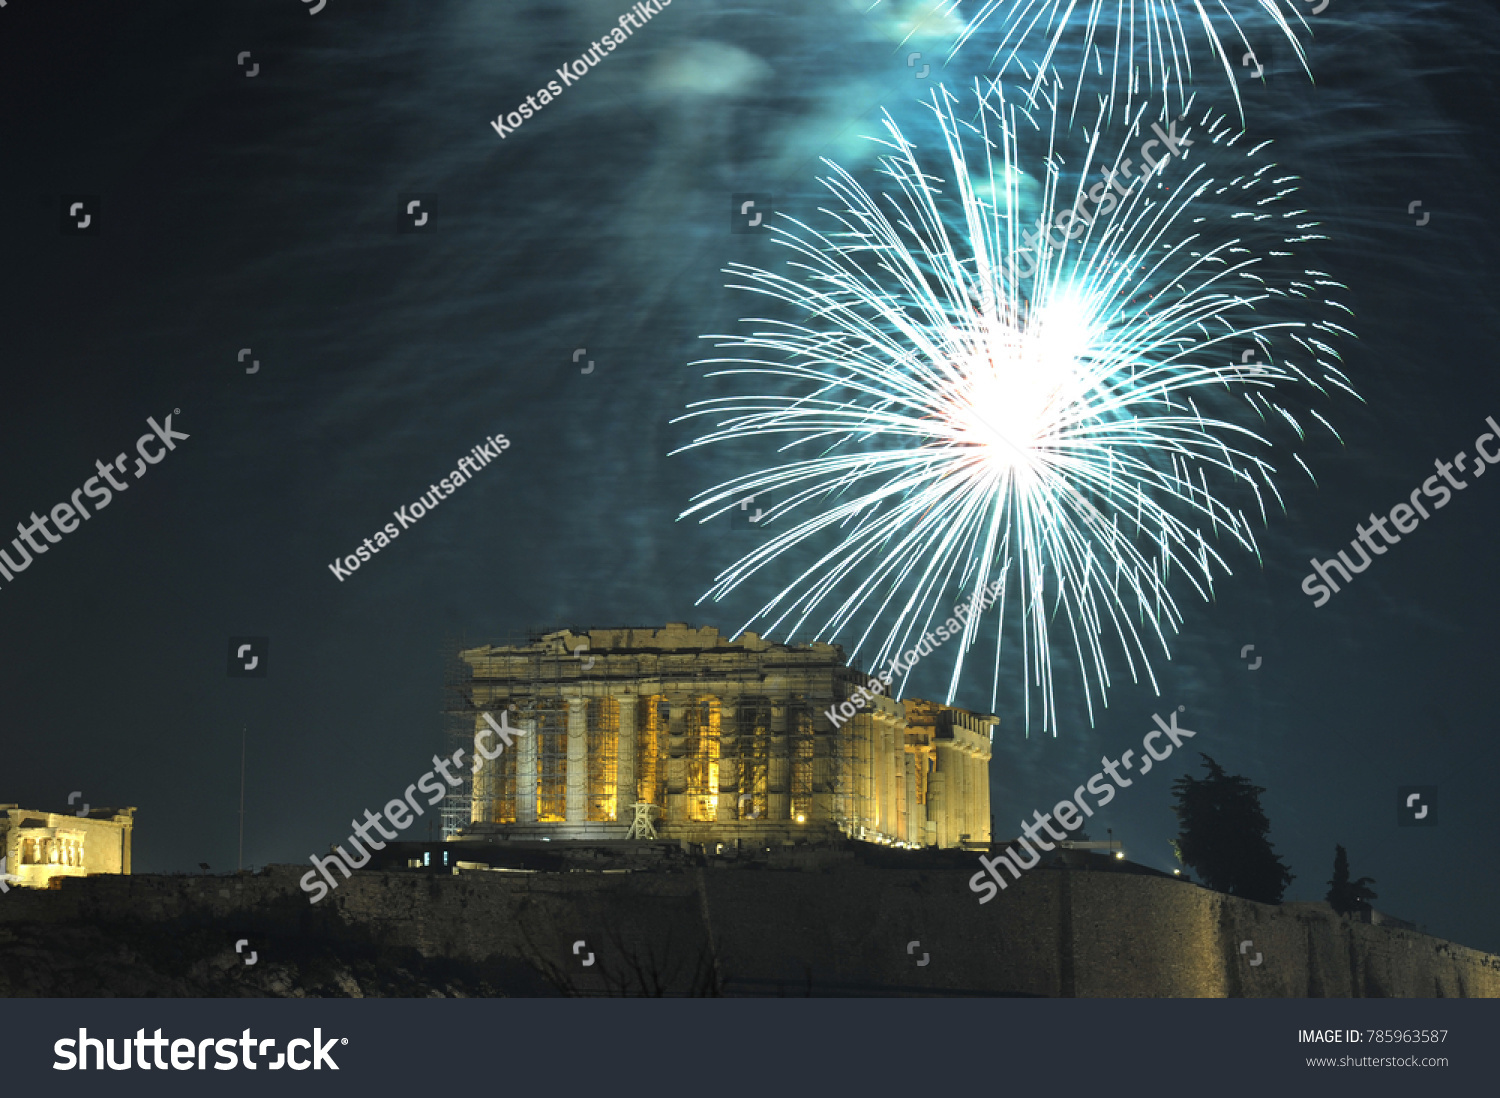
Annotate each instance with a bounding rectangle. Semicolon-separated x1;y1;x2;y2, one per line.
454;624;994;848
0;804;134;889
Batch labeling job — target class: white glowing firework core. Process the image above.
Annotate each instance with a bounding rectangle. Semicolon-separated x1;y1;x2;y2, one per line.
946;293;1097;477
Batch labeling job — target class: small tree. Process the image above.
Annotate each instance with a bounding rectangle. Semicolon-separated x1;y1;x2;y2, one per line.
1170;754;1294;904
1325;844;1377;915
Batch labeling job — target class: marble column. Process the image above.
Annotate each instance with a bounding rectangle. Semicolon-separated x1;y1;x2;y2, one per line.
903;751;917;844
616;694;636;820
877;712;897;838
957;746;972;842
718;695;739;822
768;701;790;821
930;747;950;848
971;750;983;841
471;714;494;825
566;698;588;823
979;747;992;843
812;708;833;824
665;693;689;823
972;751;984;841
856;712;873;834
517;717;538;823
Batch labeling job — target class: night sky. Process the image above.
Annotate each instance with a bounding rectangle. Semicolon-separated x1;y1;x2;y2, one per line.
3;0;1499;958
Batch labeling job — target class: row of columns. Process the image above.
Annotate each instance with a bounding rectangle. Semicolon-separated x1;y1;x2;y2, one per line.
20;834;85;866
930;740;992;847
863;711;993;846
474;693;990;844
475;693;818;827
869;710;916;843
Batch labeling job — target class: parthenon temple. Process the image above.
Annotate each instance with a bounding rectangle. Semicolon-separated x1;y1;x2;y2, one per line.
453;624;994;847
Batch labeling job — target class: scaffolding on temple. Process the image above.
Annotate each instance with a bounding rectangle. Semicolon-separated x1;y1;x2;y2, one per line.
439;623;989;848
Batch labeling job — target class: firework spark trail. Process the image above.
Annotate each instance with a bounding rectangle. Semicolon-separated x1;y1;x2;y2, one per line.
940;0;1314;120
673;77;1353;732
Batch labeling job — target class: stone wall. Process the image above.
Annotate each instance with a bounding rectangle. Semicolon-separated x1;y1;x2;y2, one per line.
2;857;1495;996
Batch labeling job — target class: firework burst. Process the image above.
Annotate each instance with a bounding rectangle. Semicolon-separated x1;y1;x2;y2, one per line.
945;0;1316;120
674;79;1353;732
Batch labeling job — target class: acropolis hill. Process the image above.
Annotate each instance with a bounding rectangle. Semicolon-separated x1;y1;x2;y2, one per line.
1;847;1496;997
4;624;1493;997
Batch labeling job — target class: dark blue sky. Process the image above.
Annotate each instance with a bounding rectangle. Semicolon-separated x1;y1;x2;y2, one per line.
2;0;1497;956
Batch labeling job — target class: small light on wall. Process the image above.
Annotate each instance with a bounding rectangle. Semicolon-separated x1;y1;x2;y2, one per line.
1172;869;1181;876
1114;851;1124;860
796;814;805;824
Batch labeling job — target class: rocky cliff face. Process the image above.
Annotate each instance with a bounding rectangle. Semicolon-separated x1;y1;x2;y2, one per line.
0;922;540;998
1;852;1495;997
